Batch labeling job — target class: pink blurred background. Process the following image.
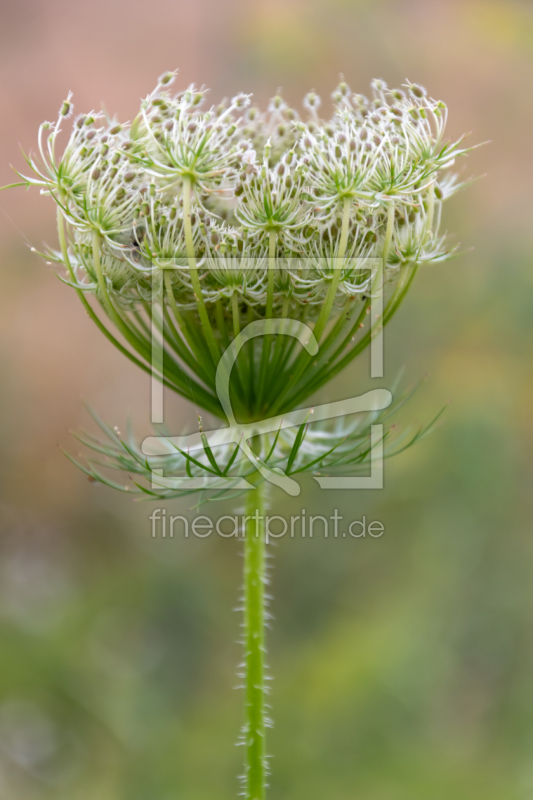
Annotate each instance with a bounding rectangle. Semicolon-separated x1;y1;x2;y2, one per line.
1;1;533;799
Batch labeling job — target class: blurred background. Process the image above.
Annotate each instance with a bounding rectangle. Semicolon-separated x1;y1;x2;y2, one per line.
1;0;532;798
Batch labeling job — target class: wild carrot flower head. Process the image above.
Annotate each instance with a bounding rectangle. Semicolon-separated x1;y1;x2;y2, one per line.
10;70;474;422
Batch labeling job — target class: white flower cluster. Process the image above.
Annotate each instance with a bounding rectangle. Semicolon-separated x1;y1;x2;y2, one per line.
20;71;469;322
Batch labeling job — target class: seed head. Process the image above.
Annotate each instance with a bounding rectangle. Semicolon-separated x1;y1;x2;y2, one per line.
11;70;474;343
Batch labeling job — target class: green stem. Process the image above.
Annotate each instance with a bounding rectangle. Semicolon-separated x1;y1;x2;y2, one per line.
216;299;231;348
57;214;147;372
312;196;351;344
270;295;290;375
269;198;351;415
231;290;241;340
91;234;200;393
182;176;220;364
281;203;398;408
247;304;256;407
164;270;215;385
424;183;435;244
90;231;157;366
57;209;222;415
161;303;214;388
226;290;248;418
256;231;277;411
243;480;267;800
287;272;421;414
276;297;353;393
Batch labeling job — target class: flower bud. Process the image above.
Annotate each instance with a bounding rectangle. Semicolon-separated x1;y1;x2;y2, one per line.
158;71;176;86
409;84;426;99
372;79;387;92
303;91;321;111
336;76;350;97
270;94;285;111
233;93;251;109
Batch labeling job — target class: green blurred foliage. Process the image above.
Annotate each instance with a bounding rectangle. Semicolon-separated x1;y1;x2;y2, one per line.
1;0;532;798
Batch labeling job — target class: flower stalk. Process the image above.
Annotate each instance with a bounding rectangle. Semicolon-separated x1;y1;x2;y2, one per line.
242;480;268;800
182;175;220;364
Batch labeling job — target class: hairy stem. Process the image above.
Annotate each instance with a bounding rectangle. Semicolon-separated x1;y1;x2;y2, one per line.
243;480;267;800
